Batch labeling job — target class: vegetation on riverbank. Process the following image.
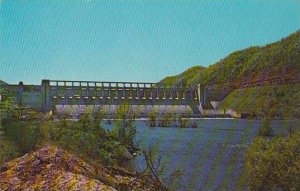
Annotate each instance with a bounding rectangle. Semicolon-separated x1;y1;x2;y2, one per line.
220;84;300;118
240;132;300;190
148;112;196;128
0;110;134;166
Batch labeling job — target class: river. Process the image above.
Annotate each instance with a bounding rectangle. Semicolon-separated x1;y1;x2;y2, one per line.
104;119;299;191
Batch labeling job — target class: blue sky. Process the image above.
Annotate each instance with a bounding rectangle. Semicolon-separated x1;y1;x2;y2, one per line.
1;0;299;84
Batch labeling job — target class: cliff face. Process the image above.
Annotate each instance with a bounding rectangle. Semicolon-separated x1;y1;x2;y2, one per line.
0;146;153;191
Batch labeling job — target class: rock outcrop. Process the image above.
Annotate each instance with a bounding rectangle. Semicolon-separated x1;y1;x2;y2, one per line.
0;146;155;191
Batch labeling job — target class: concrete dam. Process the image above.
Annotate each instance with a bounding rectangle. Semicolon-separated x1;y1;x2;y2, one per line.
0;79;236;117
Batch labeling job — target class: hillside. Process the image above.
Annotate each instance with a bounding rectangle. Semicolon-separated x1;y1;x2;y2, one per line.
160;66;206;87
160;30;300;89
220;84;300;118
160;30;300;117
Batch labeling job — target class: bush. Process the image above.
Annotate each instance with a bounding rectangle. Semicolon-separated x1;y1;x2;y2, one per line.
0;136;20;164
113;103;137;148
159;113;172;127
48;112;128;166
1;107;136;167
241;133;300;190
258;117;273;137
149;111;157;127
177;115;188;128
2;120;39;154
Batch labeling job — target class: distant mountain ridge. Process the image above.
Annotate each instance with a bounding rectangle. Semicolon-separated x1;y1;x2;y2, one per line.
160;30;300;89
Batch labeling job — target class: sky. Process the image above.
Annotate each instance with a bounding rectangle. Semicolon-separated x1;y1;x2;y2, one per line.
1;0;300;85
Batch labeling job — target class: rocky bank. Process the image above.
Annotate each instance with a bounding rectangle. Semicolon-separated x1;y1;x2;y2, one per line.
0;146;155;191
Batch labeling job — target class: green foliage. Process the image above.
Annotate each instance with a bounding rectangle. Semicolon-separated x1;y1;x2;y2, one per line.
159;113;172;127
78;113;92;132
91;108;106;133
160;31;300;89
1;120;40;154
0;103;136;167
149;111;158;127
241;133;300;190
159;31;300;119
160;66;205;87
48;112;125;165
0;88;15;122
46;110;134;166
177;115;188;128
258;117;273;137
113;102;137;148
220;84;300;118
0;94;41;162
159;31;300;117
0;136;20;164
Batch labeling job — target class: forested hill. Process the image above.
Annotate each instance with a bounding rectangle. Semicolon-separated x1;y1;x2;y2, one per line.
160;30;300;89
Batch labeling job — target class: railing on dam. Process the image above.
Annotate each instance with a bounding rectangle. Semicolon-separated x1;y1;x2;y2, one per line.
49;80;158;89
47;80;200;108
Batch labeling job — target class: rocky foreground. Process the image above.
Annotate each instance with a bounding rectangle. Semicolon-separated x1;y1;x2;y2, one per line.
0;146;155;191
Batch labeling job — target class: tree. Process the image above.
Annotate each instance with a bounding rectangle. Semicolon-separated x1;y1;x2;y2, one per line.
177;114;188;128
0;88;15;121
138;144;182;191
149;110;157;127
159;113;172;127
78;113;92;132
241;132;300;190
91;107;106;134
141;148;168;191
113;102;137;151
258;117;273;137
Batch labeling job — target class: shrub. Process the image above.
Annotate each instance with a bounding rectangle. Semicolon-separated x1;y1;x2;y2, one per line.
2;120;39;154
48;111;128;166
159;113;172;127
258;117;273;137
241;132;300;190
177;115;188;128
113;102;137;148
149;111;157;127
0;137;19;164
